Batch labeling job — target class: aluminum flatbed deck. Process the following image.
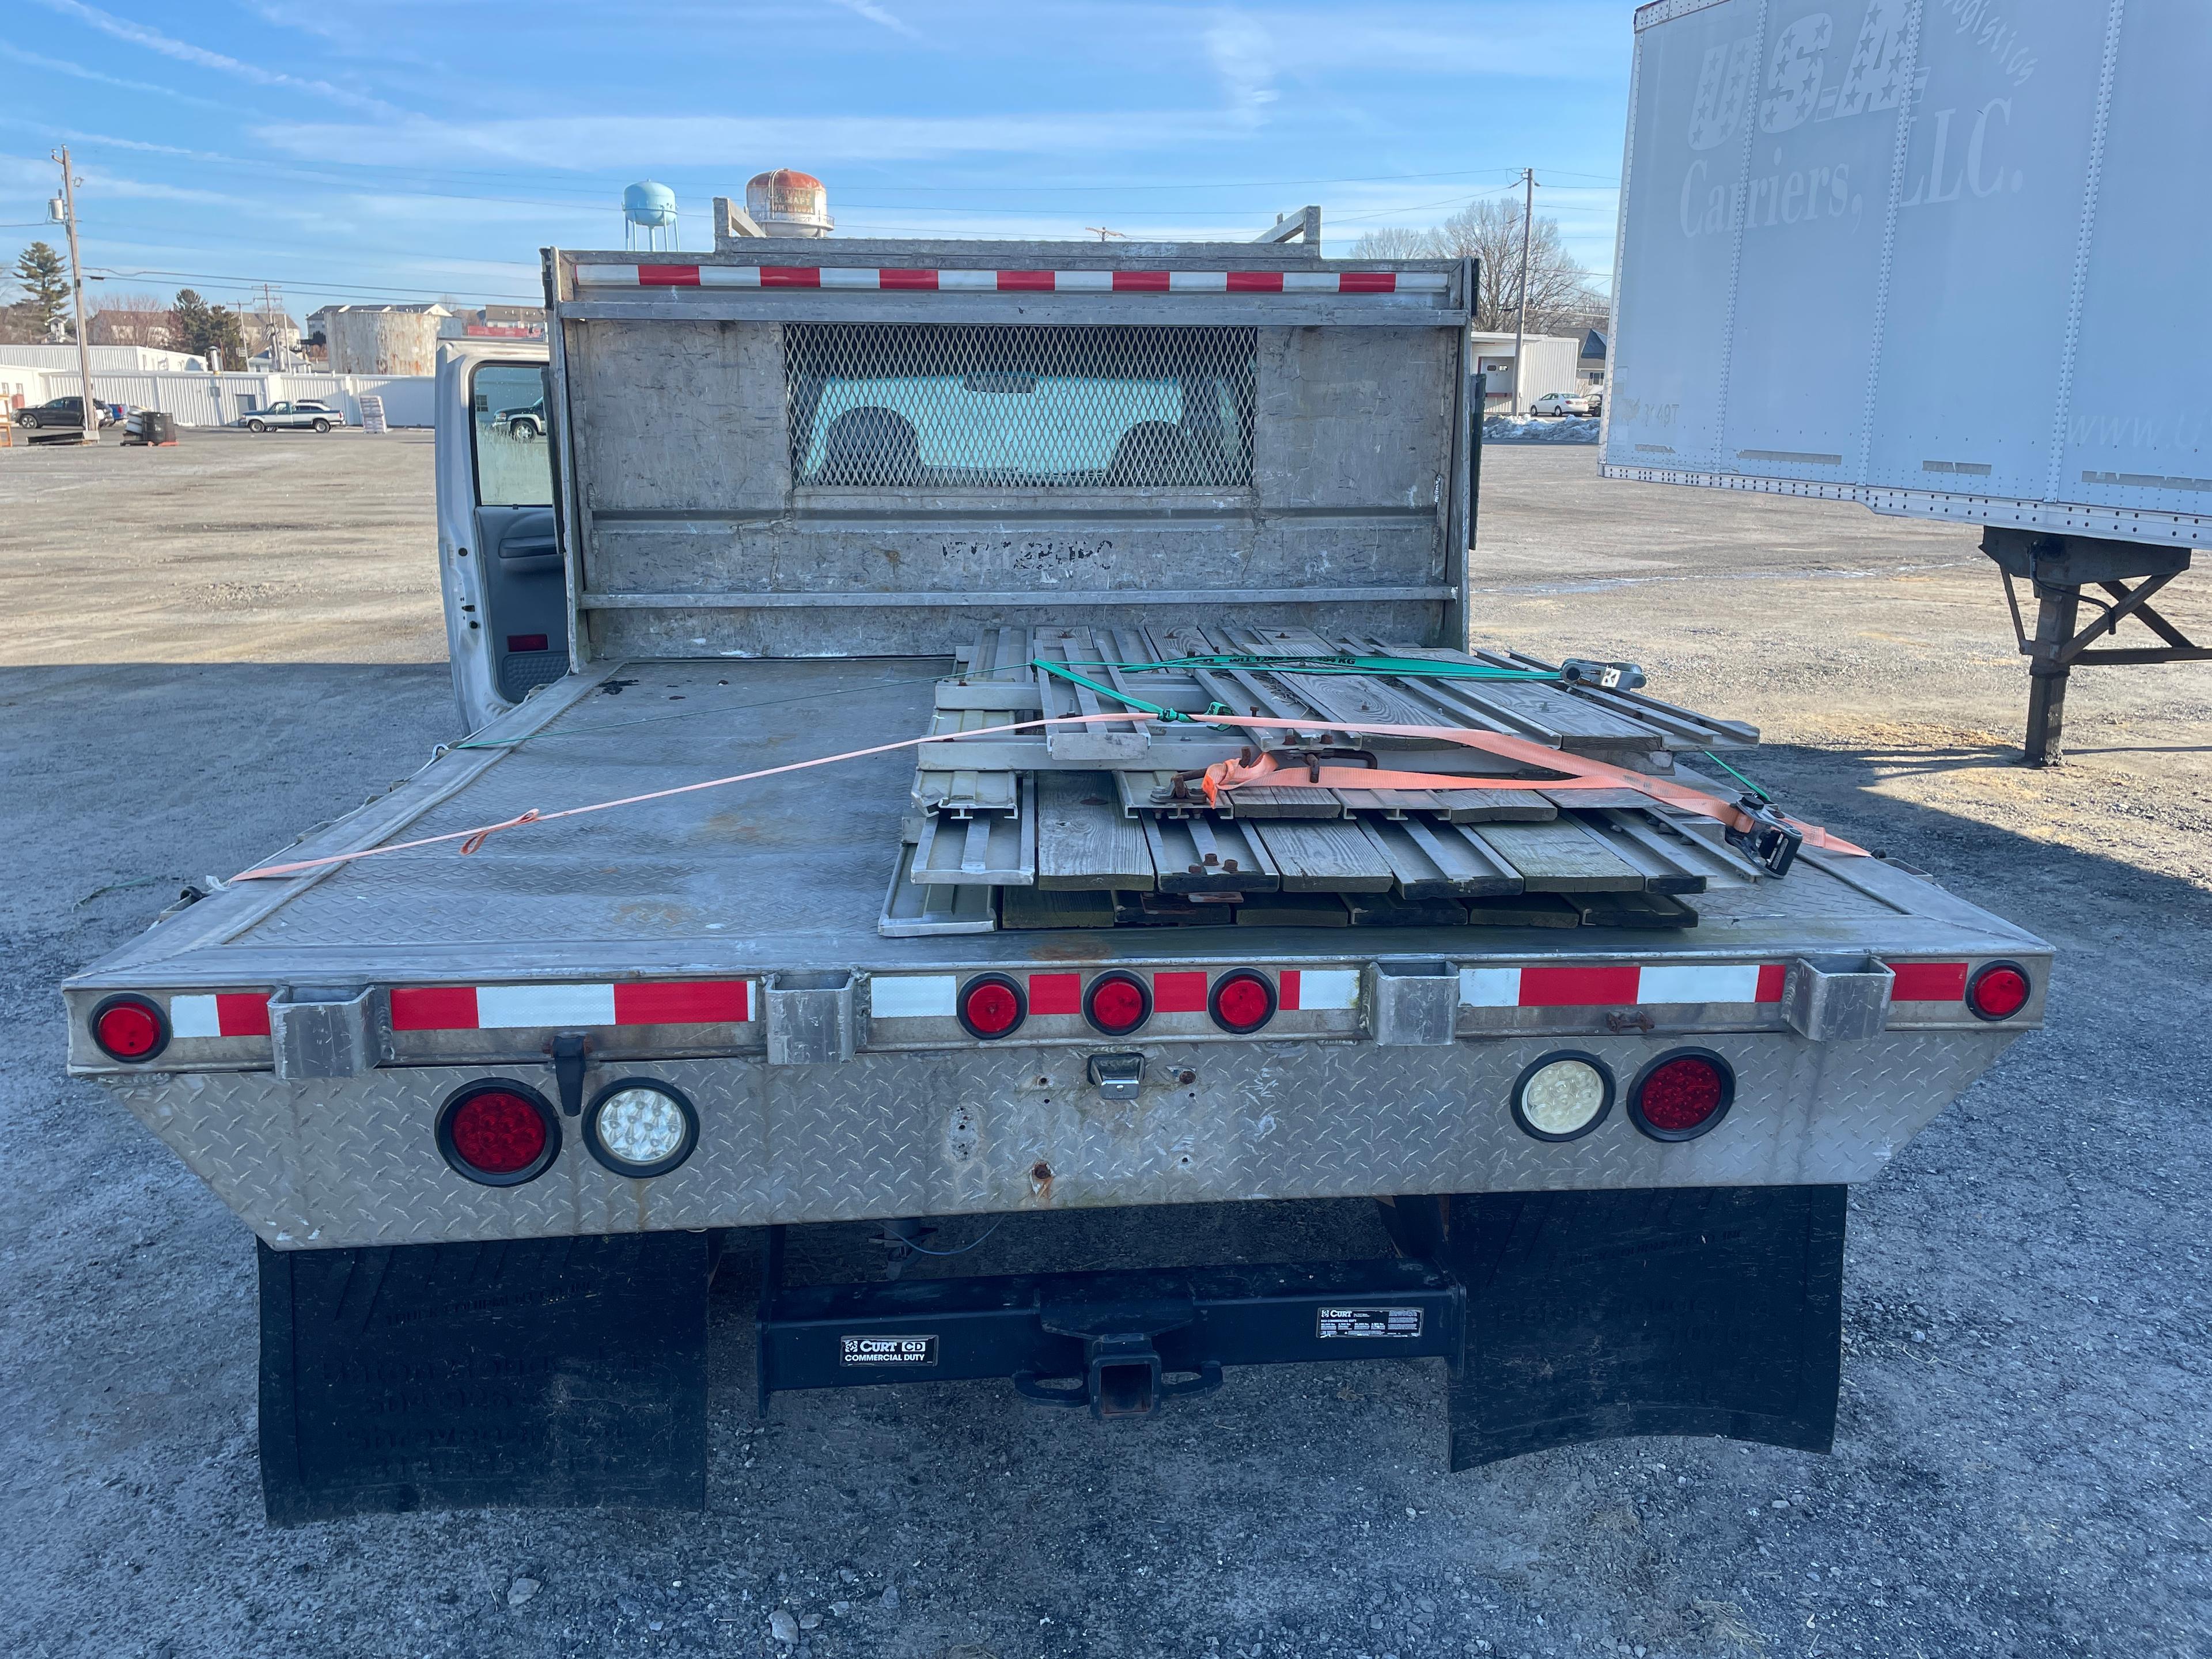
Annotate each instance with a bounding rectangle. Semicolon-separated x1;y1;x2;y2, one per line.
66;656;2041;995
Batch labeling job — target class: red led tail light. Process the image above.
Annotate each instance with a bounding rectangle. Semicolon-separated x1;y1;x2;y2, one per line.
1084;972;1152;1037
957;974;1026;1040
437;1082;560;1185
1628;1050;1734;1142
90;995;168;1063
1209;971;1277;1035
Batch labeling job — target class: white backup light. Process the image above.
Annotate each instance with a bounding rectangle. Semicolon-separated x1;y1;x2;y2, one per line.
1514;1055;1612;1142
585;1082;697;1175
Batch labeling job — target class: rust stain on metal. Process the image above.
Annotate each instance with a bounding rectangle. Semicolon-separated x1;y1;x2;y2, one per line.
1029;1159;1055;1202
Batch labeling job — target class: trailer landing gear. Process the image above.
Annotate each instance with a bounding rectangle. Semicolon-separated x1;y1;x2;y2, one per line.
1985;529;2207;767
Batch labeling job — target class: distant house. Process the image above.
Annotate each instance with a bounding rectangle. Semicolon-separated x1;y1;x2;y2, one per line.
1579;329;1608;385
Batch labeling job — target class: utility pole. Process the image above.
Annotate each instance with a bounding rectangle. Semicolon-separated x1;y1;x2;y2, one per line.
1083;226;1126;243
1511;168;1535;418
51;147;96;444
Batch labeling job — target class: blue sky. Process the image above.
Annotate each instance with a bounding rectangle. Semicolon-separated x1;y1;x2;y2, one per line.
3;0;1634;319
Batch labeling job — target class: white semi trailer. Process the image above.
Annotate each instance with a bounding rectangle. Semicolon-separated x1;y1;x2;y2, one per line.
1604;0;2211;761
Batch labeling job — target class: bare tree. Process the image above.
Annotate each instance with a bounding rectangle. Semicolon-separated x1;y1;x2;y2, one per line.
1340;225;1434;260
1350;198;1603;333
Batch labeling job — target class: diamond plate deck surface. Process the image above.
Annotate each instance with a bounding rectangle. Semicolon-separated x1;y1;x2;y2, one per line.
106;1029;2021;1248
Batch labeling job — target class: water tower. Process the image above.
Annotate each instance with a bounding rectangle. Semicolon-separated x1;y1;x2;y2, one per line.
623;180;680;252
746;169;832;238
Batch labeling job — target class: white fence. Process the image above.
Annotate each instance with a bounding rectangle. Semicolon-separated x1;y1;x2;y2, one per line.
16;368;433;428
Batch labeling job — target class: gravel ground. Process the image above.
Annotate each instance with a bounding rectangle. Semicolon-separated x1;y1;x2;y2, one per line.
2;434;2207;1659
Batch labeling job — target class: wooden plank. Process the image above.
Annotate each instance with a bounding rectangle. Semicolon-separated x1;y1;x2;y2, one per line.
1359;818;1524;899
1431;789;1558;823
1144;813;1280;894
1213;785;1343;820
1589;808;1763;885
1036;771;1156;891
1465;819;1645;893
1462;893;1582;929
999;886;1115;929
1252;820;1397;892
1539;787;1654;810
1565;812;1709;894
1234;892;1352;927
1342;890;1469;927
1113;891;1237;926
1571;891;1699;929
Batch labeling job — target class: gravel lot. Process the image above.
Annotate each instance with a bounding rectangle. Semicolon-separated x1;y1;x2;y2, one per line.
3;430;2207;1659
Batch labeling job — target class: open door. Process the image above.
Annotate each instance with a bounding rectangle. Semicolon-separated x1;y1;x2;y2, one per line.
435;344;567;733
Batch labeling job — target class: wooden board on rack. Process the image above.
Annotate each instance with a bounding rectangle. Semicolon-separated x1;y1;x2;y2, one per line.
1036;771;1156;891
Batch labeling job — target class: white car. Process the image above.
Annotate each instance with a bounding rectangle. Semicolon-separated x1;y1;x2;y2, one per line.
1528;390;1597;418
237;400;344;433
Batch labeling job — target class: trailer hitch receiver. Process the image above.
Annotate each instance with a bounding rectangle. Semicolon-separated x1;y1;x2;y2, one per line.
1014;1332;1222;1418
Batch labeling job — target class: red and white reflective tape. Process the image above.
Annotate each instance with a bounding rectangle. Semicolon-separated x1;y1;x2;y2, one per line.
869;967;1359;1018
169;993;272;1039
1457;960;1971;1009
389;980;753;1032
572;263;1448;296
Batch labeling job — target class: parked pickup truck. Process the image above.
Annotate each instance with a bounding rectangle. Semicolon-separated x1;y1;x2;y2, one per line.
64;228;2048;1523
236;399;343;433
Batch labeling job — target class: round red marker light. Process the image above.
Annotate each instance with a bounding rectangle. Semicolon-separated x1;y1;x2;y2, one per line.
1629;1050;1734;1142
1967;961;2031;1022
1209;970;1277;1035
958;974;1025;1040
1085;972;1151;1037
437;1084;559;1185
91;995;168;1063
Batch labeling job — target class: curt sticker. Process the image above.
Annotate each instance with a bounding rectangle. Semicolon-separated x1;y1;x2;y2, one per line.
1317;1307;1425;1339
839;1335;939;1366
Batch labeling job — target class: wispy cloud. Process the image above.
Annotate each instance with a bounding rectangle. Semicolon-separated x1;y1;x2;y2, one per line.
1205;13;1279;123
0;40;230;109
256;109;1243;170
825;0;923;40
25;0;405;116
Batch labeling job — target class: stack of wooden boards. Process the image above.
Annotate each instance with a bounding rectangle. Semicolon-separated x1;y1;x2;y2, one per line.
881;623;1770;936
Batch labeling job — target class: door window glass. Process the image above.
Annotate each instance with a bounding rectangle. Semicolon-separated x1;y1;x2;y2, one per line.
472;363;553;506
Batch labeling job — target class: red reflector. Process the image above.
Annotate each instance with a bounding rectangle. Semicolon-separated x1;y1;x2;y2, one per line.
1152;971;1209;1014
959;975;1025;1039
92;997;165;1062
1085;972;1150;1036
1890;961;1969;1002
1968;963;2031;1021
1210;971;1276;1033
1518;965;1641;1007
1632;1053;1733;1139
215;993;272;1037
1028;972;1081;1016
507;633;549;652
447;1090;549;1175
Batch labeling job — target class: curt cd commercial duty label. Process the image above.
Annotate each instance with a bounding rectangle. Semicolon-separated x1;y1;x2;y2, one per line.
839;1334;938;1366
1317;1307;1423;1339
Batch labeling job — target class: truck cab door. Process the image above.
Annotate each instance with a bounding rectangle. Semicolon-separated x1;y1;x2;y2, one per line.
435;346;567;733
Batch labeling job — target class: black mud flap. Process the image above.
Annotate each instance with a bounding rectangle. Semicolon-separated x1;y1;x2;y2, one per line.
258;1232;711;1524
1440;1185;1845;1469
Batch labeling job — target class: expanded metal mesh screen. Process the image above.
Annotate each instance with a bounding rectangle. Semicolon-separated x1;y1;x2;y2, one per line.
785;323;1256;491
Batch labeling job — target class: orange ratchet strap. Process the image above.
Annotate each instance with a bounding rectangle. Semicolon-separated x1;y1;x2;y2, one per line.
1192;716;1866;860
